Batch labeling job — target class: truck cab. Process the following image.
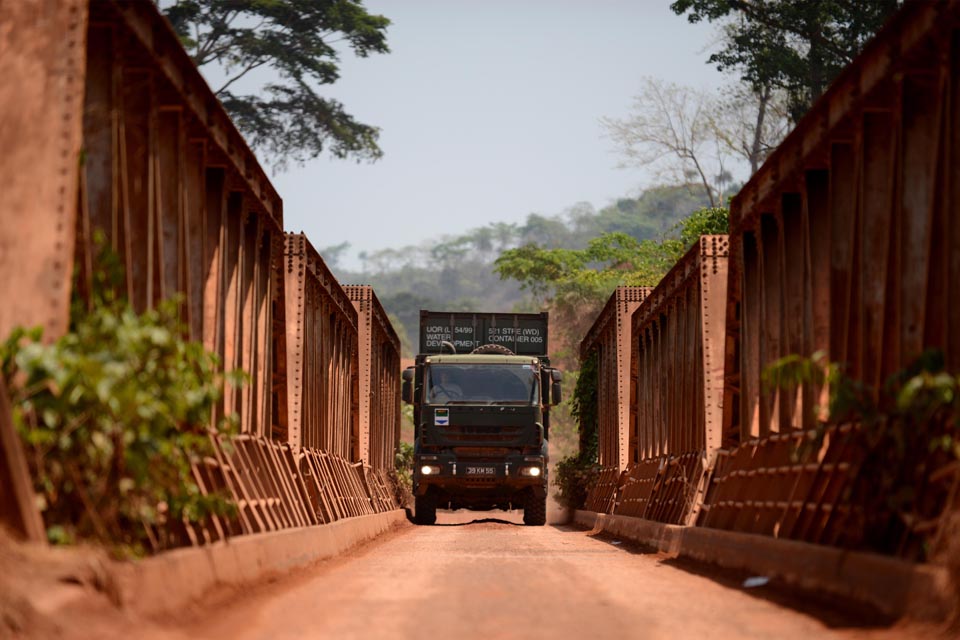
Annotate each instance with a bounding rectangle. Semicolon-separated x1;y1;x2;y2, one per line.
402;311;562;526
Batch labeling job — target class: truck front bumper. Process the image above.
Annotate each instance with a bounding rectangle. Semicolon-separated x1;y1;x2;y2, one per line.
413;453;546;495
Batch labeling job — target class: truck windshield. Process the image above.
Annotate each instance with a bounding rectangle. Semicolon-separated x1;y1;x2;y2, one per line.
425;364;539;405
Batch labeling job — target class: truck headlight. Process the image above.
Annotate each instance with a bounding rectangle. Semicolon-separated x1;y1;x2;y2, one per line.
520;466;541;477
420;465;441;476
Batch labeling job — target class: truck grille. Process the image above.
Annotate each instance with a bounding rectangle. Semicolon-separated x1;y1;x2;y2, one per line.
439;425;524;443
452;447;512;457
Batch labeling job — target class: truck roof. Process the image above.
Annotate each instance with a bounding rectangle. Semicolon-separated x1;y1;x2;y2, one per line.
424;354;540;366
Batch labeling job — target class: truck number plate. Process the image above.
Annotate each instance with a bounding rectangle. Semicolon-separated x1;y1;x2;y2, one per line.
465;466;497;476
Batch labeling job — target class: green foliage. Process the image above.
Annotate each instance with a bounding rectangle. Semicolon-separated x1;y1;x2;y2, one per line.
571;352;599;463
674;206;729;248
553;353;602;510
495;207;729;308
336;184;711;351
490;204;727;372
554;455;600;510
545;365;582;460
393;440;414;504
495;233;670;301
763;349;959;557
2;242;237;556
671;0;899;122
162;0;390;166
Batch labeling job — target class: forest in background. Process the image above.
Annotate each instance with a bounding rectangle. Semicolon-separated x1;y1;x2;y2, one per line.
326;183;711;356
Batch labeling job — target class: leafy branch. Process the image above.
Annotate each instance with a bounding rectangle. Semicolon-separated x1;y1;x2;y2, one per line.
2;238;241;556
763;349;959;557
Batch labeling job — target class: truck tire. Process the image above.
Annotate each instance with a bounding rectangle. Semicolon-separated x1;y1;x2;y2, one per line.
414;494;437;525
523;492;547;526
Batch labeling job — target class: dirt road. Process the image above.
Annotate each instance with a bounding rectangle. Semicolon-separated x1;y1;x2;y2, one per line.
147;510;918;640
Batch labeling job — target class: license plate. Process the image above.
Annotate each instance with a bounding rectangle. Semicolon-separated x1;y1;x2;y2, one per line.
464;465;497;476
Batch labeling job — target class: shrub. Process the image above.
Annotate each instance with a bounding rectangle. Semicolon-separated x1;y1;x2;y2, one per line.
764;349;959;558
553;351;601;509
1;242;238;556
554;454;600;510
393;440;414;504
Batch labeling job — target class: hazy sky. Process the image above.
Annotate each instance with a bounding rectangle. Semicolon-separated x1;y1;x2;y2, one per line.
263;2;725;269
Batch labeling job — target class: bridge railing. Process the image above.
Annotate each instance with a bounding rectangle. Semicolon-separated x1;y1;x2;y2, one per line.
588;237;729;525
76;0;286;441
715;0;960;558
185;436;398;549
345;285;402;472
583;1;960;560
284;233;360;458
724;1;960;442
580;287;653;470
0;0;403;546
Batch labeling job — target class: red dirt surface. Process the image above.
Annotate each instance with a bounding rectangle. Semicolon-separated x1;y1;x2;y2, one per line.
4;514;950;640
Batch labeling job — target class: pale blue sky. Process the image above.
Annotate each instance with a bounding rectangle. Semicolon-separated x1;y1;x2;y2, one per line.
261;2;726;268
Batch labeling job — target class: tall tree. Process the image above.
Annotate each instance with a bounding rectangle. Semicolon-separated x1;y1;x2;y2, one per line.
162;0;390;167
601;78;733;207
715;80;790;174
671;0;900;122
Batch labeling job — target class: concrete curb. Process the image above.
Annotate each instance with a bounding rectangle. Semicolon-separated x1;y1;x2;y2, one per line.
112;509;408;617
574;510;954;621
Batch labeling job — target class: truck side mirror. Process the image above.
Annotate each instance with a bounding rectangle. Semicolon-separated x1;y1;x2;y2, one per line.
550;369;563;405
401;367;415;404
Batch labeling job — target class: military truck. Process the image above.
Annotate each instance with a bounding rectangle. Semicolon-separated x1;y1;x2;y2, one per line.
401;311;562;526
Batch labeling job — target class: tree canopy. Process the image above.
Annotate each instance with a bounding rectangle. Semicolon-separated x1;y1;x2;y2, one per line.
492;206;729;366
162;0;390;167
494;206;729;308
329;185;712;355
670;0;899;122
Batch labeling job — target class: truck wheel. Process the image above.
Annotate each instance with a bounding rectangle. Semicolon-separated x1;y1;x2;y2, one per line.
523;493;547;526
414;494;437;525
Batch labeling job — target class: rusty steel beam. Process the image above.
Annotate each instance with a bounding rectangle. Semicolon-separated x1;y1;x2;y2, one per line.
0;0;90;544
0;0;88;342
707;1;960;557
583;467;622;515
725;0;960;441
697;425;862;546
617;237;729;524
283;234;359;460
344;285;402;471
190;433;397;540
630;237;729;462
0;386;47;543
0;0;405;548
0;0;286;443
106;1;281;226
69;1;286;440
580;287;653;470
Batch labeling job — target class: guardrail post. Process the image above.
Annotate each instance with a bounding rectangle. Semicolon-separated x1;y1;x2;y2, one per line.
0;385;46;543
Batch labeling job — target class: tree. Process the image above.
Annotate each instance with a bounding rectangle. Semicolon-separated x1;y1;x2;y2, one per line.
671;0;900;122
317;241;351;272
495;207;729;304
600;78;733;208
161;0;390;167
674;206;729;247
494;207;727;368
715;81;790;174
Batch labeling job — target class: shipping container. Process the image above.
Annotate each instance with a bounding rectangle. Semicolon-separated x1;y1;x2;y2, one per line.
418;311;549;357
